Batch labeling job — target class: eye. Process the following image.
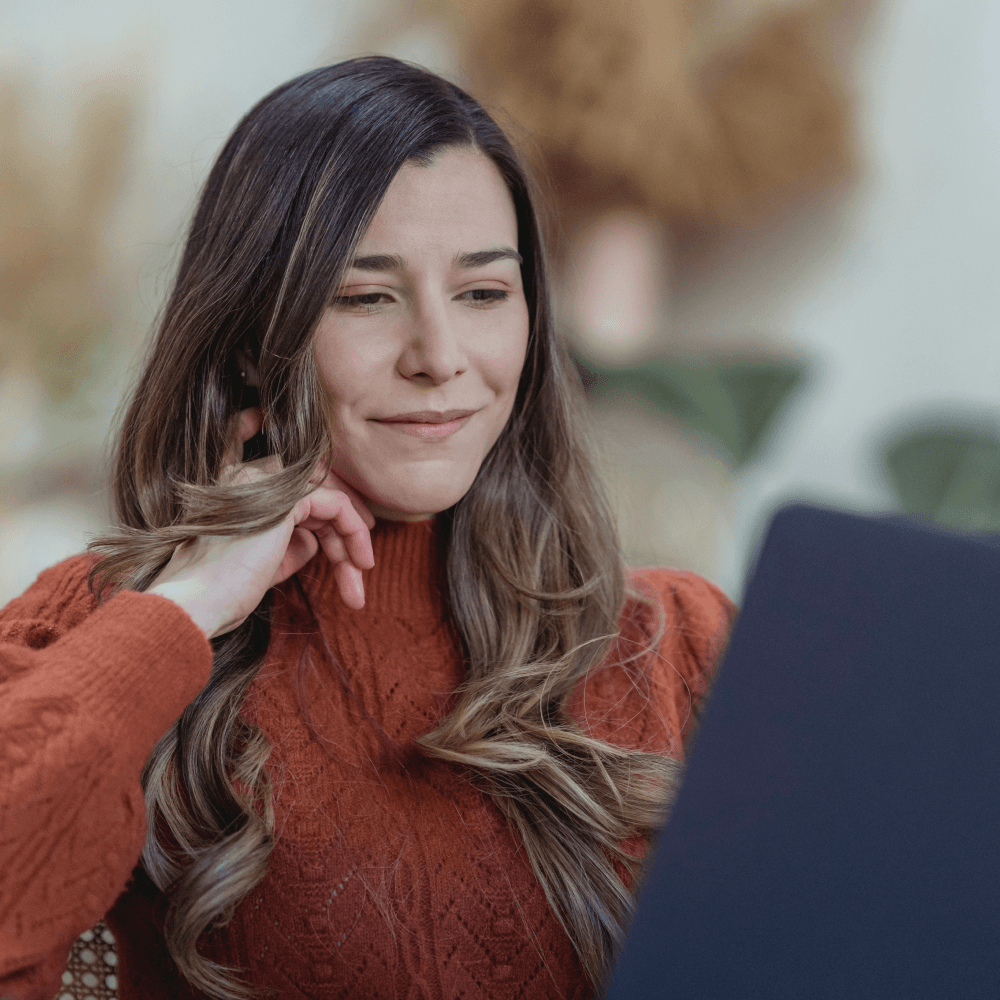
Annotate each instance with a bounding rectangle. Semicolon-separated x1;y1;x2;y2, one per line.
333;292;392;313
461;288;509;307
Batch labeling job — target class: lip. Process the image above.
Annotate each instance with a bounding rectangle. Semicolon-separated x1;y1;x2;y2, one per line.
374;409;477;441
378;409;478;423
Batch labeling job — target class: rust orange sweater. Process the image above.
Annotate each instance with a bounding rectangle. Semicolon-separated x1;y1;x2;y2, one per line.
0;518;733;999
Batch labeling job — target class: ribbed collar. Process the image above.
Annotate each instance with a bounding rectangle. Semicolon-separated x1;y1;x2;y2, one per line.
312;515;448;621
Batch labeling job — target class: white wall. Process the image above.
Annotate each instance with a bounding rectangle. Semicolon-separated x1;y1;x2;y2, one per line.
0;0;376;328
671;0;1000;595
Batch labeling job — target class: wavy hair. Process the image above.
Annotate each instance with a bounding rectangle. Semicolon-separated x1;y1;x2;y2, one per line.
89;56;679;998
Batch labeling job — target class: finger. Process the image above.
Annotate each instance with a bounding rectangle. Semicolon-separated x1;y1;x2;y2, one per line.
313;527;347;566
272;526;319;585
348;492;376;531
299;489;375;570
333;560;365;610
311;464;377;530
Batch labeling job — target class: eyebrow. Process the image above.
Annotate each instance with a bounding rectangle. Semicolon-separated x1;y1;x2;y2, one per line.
347;246;523;272
454;247;523;269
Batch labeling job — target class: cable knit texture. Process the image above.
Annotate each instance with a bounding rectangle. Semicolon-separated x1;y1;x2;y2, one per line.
0;518;734;1000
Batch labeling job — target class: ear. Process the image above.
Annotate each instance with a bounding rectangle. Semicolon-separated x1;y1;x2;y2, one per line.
235;343;260;388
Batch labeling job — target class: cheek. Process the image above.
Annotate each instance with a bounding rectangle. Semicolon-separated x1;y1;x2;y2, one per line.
314;324;386;409
485;308;530;395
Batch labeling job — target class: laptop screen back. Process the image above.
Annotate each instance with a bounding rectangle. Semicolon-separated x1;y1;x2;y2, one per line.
603;504;1000;999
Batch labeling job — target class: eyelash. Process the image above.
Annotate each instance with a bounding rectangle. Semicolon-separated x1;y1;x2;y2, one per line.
334;289;509;313
335;293;387;313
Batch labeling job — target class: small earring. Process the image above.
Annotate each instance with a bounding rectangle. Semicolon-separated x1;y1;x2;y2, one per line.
240;370;246;378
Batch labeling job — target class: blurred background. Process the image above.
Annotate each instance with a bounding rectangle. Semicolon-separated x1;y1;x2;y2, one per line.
2;0;999;609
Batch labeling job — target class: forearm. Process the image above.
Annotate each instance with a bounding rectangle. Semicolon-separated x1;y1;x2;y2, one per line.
0;592;212;977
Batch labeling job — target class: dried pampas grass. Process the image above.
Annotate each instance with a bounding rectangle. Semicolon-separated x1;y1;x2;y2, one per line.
0;77;134;400
439;0;871;229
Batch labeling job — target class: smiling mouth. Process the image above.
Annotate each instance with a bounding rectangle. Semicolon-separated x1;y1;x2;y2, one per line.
378;409;477;423
374;411;476;441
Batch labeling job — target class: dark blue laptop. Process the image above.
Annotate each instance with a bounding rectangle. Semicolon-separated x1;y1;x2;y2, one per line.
603;503;1000;999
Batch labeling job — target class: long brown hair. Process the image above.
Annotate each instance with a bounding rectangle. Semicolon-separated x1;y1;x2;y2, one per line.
89;56;678;998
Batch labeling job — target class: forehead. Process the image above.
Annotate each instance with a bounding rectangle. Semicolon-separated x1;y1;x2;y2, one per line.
357;147;518;254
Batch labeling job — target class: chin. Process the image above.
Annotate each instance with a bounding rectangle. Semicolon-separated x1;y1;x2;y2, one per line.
363;477;476;521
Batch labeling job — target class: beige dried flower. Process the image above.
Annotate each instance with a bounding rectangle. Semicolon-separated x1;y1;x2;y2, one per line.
0;78;133;400
437;0;870;230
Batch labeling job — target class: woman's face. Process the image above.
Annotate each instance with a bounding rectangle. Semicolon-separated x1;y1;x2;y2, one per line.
314;146;530;521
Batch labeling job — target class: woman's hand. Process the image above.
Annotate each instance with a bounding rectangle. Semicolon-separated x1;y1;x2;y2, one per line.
147;407;376;640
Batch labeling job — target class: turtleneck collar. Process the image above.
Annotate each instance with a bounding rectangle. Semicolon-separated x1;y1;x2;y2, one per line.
310;515;449;621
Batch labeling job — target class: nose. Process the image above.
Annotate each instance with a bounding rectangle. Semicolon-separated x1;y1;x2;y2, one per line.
396;295;468;386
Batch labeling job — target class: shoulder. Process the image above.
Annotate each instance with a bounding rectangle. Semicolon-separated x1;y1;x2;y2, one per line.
0;554;99;648
569;567;736;761
628;566;736;675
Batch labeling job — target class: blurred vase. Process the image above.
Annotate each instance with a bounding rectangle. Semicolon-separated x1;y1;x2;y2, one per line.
564;210;671;366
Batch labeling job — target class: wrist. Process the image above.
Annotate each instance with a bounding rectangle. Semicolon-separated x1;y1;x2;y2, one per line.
147;578;219;640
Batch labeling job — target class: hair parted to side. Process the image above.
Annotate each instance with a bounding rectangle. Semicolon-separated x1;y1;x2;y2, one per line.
88;56;679;999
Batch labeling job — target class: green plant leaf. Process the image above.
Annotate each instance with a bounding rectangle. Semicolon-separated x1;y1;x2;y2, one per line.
572;351;807;468
883;425;1000;532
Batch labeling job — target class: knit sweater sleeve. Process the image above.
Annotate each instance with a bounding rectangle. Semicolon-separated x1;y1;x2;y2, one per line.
0;555;213;1000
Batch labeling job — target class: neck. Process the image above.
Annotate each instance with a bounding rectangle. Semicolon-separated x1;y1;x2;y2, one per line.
364;500;436;522
344;517;447;620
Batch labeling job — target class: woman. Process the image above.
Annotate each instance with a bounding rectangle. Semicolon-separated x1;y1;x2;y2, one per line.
0;57;733;999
